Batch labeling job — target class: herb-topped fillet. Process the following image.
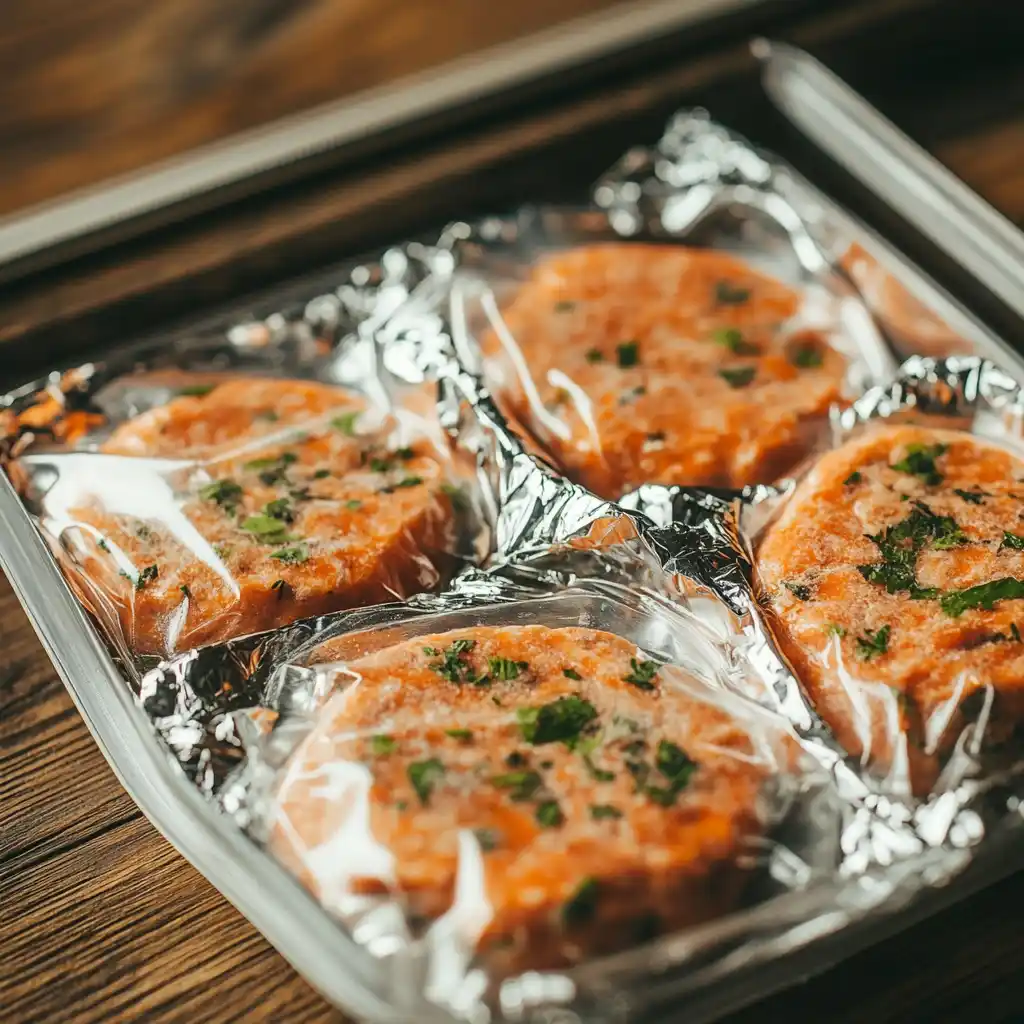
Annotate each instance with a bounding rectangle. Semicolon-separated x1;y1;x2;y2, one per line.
757;424;1024;793
481;243;849;498
67;379;458;655
271;624;784;971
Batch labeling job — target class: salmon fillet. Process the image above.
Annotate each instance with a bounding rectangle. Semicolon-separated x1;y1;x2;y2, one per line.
757;424;1024;793
270;624;778;971
65;379;457;656
483;243;848;498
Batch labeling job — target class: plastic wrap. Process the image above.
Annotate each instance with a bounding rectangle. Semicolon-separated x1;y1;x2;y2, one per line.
3;110;1024;1024
0;246;485;670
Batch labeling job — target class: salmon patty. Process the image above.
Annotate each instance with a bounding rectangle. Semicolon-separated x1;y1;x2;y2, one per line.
483;243;848;498
757;424;1024;793
269;624;782;971
66;379;457;655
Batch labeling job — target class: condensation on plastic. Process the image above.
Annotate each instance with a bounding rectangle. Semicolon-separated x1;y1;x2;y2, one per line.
0;245;489;673
386;111;902;501
2;109;1022;1024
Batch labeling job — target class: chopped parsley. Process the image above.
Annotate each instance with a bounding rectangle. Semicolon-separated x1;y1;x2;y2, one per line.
371;735;397;756
369;457;393;473
784;581;812;601
855;625;890;661
257;410;279;422
954;488;987;505
241;514;298;545
263;497;295;522
719;366;756;389
554;300;576;312
712;327;759;355
177;384;215;397
535;800;564;828
585;348;604;364
271;579;290;599
518;695;598;747
331;412;359;436
313;469;330;479
179;584;190;598
563;878;599;928
489;656;527;681
428;638;487;685
271;543;309;564
445;728;473;741
135;565;158;591
891;443;946;486
345;499;363;510
1002;531;1024;550
583;755;615;782
714;281;751;305
623;657;660;691
244;451;298;486
645;740;697;805
490;770;542;801
381;476;423;492
562;667;582;680
474;828;500;851
1014;623;1022;643
616;341;640;368
396;447;416;461
788;342;823;368
844;471;863;486
98;538;110;553
825;623;847;638
199;478;243;511
505;751;527;768
589;804;622;820
940;578;1024;618
858;502;964;596
408;759;444;805
440;482;469;511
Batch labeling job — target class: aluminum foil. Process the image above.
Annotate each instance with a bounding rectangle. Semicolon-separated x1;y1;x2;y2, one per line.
3;110;1022;1024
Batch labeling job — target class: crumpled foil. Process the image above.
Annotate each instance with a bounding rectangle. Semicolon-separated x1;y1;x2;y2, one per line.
7;111;1023;1024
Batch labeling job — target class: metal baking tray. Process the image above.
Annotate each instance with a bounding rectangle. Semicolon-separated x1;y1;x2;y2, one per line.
3;5;1023;1022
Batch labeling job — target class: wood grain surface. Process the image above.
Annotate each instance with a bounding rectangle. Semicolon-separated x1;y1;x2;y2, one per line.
3;2;1024;1023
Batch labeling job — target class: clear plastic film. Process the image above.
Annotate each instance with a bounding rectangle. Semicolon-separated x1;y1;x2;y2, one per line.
3;109;1023;1024
403;111;900;501
0;244;486;672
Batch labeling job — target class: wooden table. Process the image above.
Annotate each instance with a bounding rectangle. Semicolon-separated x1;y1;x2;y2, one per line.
3;2;1024;1021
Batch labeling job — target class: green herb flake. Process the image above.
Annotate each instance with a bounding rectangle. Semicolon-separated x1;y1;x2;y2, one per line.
643;739;698;806
199;478;243;510
789;342;823;368
331;412;360;436
891;443;947;486
345;499;363;510
441;482;469;511
555;300;576;312
381;476;423;492
1002;531;1024;551
489;656;527;681
718;366;756;389
408;759;445;805
371;735;397;756
271;543;309;564
429;638;485;685
1013;623;1022;643
179;584;191;598
313;469;330;479
257;410;279;422
784;581;812;601
855;625;891;661
177;384;215;397
445;728;473;742
518;695;598;746
844;471;863;486
563;878;599;928
474;828;500;851
589;804;622;820
271;579;290;599
241;515;298;544
263;497;295;522
505;751;527;768
135;565;158;591
98;538;110;553
825;623;847;638
369;457;393;473
712;327;759;355
585;348;604;364
535;800;564;828
562;667;582;680
714;281;751;305
583;755;615;782
623;657;660;691
954;488;987;505
490;770;542;801
616;341;640;368
940;578;1024;619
